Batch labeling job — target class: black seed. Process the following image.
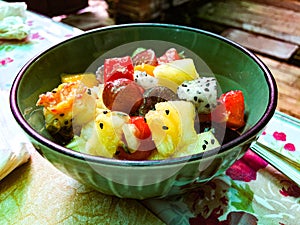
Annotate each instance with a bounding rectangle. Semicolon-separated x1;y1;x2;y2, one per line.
204;140;208;145
198;99;203;103
162;125;169;130
187;89;190;92
204;88;209;92
60;113;65;117
205;103;210;108
52;90;57;93
194;96;198;101
206;83;210;87
197;91;201;94
64;120;69;125
87;89;91;95
99;123;104;129
134;78;137;82
103;110;108;114
165;109;170;115
202;144;207;150
211;139;215;145
182;84;187;87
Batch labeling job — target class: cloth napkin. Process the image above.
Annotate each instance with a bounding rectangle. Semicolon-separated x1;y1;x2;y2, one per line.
0;90;31;181
0;2;30;40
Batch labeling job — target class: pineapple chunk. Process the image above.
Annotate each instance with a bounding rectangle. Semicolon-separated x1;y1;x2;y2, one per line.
61;73;98;88
153;59;199;91
145;101;197;158
87;109;129;158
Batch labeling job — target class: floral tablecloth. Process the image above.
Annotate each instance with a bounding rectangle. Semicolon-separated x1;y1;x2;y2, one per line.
0;3;299;225
143;111;300;225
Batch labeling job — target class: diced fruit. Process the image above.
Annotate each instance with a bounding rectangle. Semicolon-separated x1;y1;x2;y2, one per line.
212;90;245;129
131;47;146;58
153;58;199;91
121;122;155;153
145;101;197;158
102;78;144;115
92;109;130;158
129;116;151;139
158;48;182;64
133;70;158;90
173;130;220;157
36;81;97;144
61;73;99;88
138;86;179;116
134;64;156;76
177;77;218;114
118;116;155;159
132;49;158;66
103;56;134;83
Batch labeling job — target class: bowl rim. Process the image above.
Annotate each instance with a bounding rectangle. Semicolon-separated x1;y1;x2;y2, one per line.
10;23;278;167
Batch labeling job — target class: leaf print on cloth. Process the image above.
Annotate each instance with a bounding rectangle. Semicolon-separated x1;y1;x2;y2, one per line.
229;181;254;213
225;150;268;182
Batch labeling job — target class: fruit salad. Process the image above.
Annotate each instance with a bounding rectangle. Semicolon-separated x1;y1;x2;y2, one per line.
36;48;245;160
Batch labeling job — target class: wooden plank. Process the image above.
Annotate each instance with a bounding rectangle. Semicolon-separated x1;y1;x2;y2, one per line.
250;0;300;12
257;54;300;119
197;0;300;45
222;28;299;60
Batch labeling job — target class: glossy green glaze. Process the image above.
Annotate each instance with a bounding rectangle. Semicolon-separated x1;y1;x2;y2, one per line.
10;24;277;199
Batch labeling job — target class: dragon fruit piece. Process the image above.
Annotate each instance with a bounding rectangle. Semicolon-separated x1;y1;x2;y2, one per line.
177;77;217;113
134;70;158;90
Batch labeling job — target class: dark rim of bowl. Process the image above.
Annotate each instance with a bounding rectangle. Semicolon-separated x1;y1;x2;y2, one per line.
10;23;278;167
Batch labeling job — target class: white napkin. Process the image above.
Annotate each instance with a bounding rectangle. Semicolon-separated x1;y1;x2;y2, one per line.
0;90;31;181
0;2;30;40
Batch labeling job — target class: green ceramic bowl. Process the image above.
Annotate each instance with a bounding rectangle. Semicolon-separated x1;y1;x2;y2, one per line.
10;24;277;199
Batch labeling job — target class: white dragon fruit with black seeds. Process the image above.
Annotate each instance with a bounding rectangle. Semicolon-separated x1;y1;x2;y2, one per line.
134;70;158;90
177;77;217;114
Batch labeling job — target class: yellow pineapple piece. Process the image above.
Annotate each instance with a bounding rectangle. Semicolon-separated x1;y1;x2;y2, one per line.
153;59;199;91
145;101;197;158
61;73;99;88
93;109;130;158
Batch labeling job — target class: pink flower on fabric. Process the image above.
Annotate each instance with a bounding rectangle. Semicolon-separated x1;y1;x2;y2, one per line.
0;57;13;66
283;143;296;151
273;132;286;141
279;180;300;198
27;20;34;26
30;32;45;40
64;34;74;38
226;150;268;182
